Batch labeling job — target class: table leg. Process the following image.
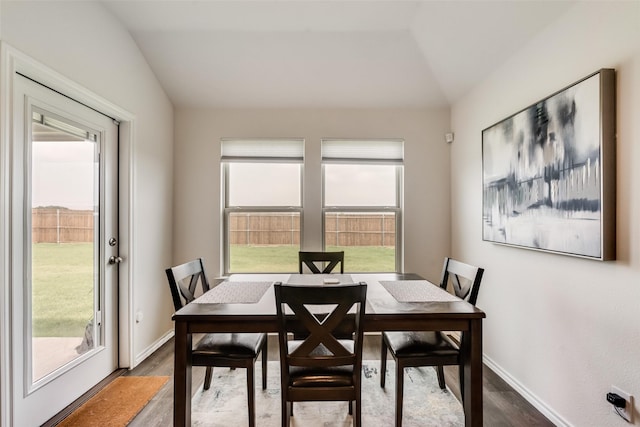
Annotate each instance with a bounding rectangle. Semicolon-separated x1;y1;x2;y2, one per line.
174;321;192;427
462;319;483;427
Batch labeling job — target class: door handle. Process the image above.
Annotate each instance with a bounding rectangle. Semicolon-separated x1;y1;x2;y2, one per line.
108;256;123;265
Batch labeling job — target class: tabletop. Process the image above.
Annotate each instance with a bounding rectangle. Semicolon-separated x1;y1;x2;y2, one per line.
173;273;485;332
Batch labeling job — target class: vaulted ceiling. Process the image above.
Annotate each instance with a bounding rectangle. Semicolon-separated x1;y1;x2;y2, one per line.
101;0;577;109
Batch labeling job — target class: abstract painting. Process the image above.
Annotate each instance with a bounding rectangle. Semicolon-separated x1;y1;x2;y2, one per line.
482;69;616;260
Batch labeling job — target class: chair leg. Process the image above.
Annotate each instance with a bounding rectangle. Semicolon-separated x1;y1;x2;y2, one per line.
354;397;362;427
247;364;256;427
395;364;404;427
380;336;388;388
282;400;291;427
262;342;268;390
459;365;465;404
348;400;353;415
203;366;213;390
436;365;446;389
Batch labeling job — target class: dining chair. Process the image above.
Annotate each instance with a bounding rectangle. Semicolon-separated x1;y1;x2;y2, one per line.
274;281;367;427
380;257;484;426
165;258;267;427
298;251;344;274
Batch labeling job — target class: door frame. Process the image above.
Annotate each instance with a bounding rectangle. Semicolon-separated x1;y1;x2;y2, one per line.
0;42;135;426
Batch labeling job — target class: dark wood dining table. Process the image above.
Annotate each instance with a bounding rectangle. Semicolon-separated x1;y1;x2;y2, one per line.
173;273;485;426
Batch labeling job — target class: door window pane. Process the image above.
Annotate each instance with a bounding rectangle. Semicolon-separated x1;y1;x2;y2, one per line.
31;116;98;382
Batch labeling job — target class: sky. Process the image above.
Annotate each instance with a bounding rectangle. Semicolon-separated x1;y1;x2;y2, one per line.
33;139;398;211
229;163;397;207
32;140;96;210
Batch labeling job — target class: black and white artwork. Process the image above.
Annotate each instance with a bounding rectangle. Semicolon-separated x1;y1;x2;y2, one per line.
482;69;616;260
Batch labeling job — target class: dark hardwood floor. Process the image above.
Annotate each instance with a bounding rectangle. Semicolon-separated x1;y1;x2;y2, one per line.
123;333;554;426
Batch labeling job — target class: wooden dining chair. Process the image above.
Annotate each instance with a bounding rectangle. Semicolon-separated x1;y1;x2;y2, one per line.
380;257;484;426
274;282;367;427
166;258;267;427
298;251;344;274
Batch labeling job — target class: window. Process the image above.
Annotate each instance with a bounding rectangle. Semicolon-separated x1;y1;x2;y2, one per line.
222;139;303;274
322;139;403;272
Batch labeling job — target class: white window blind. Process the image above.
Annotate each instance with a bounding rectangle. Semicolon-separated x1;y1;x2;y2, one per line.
221;138;304;163
321;139;404;164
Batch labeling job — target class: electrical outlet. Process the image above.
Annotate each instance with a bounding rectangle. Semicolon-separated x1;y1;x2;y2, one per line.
611;386;634;423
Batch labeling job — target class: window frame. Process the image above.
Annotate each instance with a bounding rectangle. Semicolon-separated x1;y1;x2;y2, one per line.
221;139;304;275
321;139;404;273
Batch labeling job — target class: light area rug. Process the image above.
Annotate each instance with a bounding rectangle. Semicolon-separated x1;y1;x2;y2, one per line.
190;361;463;426
58;376;169;427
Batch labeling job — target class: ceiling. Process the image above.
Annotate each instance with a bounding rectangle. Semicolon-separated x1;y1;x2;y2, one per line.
101;0;577;109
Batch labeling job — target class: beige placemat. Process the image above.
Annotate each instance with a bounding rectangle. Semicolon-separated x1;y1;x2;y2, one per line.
379;280;461;303
194;281;272;304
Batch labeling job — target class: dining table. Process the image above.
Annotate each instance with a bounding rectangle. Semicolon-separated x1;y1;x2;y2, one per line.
172;272;485;426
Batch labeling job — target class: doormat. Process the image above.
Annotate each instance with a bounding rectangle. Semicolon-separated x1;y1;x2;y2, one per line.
58;376;169;427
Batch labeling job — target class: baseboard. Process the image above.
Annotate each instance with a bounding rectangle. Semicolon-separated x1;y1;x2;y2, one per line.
133;330;174;367
483;354;573;427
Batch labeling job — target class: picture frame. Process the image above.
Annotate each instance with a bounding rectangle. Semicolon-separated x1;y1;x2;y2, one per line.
482;69;616;260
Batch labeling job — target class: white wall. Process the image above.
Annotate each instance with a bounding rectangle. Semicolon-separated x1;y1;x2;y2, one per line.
0;1;175;365
451;2;640;426
173;108;451;282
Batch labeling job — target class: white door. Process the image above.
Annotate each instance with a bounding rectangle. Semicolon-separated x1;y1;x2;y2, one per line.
10;74;119;426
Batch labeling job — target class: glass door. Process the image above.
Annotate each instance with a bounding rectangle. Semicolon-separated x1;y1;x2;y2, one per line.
30;110;101;383
11;74;119;426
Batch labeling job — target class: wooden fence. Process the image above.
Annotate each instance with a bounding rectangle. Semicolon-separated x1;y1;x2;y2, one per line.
229;212;395;246
229;212;301;245
325;213;396;247
32;208;94;243
32;209;396;246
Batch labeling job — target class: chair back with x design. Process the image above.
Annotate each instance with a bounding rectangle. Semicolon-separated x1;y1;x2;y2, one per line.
166;258;210;310
275;283;366;367
438;257;484;305
274;282;367;426
298;251;345;274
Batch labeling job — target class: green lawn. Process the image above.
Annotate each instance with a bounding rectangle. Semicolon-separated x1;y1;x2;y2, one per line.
32;243;94;337
230;245;395;273
33;243;395;336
